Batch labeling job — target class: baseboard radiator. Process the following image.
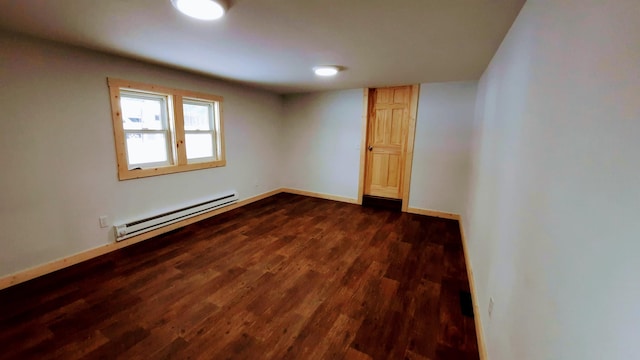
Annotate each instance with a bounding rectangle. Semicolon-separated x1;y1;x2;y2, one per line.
114;192;238;242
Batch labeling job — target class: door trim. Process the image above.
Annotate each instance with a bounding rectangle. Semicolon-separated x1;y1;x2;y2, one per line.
401;84;420;212
357;85;420;211
357;88;370;205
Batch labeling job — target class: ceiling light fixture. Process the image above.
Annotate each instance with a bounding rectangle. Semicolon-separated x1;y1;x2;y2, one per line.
171;0;227;21
313;66;340;77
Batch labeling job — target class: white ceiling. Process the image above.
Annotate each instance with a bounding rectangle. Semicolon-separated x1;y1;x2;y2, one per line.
0;0;525;94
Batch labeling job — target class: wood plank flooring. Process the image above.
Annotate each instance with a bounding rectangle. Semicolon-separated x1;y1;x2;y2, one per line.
0;193;479;360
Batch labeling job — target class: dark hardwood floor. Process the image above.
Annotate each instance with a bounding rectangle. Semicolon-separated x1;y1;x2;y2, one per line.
0;193;479;360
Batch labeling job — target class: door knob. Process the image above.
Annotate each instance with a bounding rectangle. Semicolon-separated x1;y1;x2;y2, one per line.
368;146;373;151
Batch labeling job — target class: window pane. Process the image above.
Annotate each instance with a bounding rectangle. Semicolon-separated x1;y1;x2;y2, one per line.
126;133;169;166
121;95;165;130
186;133;214;160
183;102;212;130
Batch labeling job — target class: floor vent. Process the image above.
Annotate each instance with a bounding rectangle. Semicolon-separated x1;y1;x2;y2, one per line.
459;290;474;318
114;192;238;242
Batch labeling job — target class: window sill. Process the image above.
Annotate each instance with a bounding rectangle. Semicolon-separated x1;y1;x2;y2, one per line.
117;160;227;180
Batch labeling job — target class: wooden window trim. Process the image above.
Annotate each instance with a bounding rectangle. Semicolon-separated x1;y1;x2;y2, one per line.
107;78;226;180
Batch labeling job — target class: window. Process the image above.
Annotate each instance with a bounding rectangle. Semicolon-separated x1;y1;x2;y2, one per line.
120;91;172;168
108;78;225;180
183;99;219;163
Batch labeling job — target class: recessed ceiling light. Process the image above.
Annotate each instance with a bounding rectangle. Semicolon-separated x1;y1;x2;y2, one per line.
171;0;226;21
313;66;340;77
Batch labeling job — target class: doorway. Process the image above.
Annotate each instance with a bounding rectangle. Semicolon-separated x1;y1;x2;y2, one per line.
358;85;419;211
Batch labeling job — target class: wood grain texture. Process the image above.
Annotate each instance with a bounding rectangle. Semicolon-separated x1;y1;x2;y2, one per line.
0;189;281;290
280;188;359;204
358;88;370;205
407;207;460;221
458;216;487;360
0;193;479;360
107;77;226;180
400;84;420;212
364;85;418;203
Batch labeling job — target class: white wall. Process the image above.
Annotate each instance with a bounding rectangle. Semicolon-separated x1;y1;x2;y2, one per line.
409;82;477;214
0;32;283;277
281;90;364;200
0;31;479;280
281;86;478;210
465;1;640;359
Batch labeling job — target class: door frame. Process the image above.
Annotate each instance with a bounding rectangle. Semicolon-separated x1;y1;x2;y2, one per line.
357;84;420;212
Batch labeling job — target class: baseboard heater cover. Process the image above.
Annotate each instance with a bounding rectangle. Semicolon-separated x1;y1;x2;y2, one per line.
114;192;238;242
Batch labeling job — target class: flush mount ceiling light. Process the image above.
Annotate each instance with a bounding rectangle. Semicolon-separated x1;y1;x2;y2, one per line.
313;66;340;77
171;0;227;20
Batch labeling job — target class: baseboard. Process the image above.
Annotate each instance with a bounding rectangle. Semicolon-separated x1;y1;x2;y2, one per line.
458;216;488;360
406;207;461;220
280;188;359;205
0;189;282;291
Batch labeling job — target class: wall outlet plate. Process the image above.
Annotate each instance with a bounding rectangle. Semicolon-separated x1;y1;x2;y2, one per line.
99;216;108;228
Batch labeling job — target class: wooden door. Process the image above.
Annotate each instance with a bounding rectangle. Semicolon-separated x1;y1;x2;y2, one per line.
364;86;413;199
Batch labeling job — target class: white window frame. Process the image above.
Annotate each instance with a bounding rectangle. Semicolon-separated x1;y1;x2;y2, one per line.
120;90;174;169
108;78;226;180
182;98;220;164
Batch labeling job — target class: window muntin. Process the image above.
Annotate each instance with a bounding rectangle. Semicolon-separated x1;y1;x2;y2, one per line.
120;92;167;131
108;78;225;180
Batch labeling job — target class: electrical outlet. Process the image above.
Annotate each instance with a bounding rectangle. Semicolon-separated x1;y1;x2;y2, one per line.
99;216;108;228
488;297;494;318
